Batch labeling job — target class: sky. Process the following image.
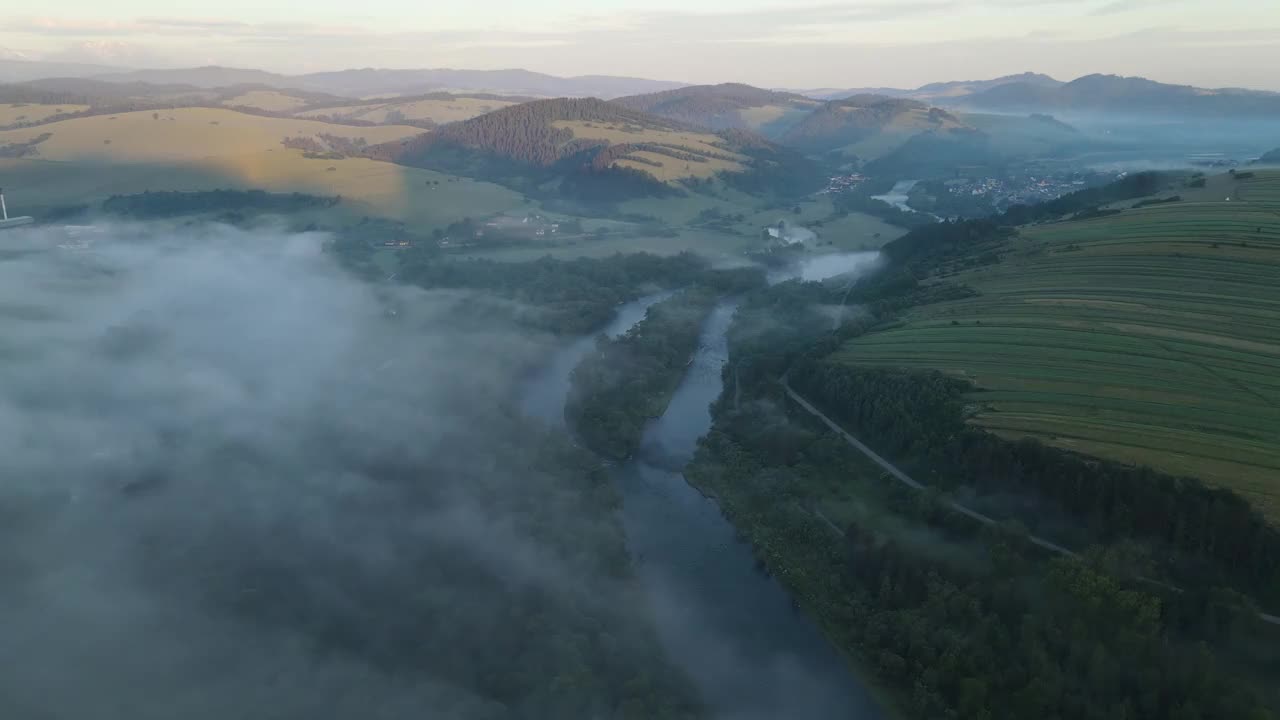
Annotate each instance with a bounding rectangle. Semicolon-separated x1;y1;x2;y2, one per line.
1;0;1278;89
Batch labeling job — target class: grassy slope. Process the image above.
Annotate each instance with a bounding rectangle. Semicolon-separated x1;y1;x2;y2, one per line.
459;191;908;263
222;90;311;112
836;179;1280;517
838;107;968;160
0;107;421;162
0;103;91;125
297;97;520;124
550;120;747;181
0;107;524;228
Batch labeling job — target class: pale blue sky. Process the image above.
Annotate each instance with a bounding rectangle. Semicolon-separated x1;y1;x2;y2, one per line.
2;0;1278;89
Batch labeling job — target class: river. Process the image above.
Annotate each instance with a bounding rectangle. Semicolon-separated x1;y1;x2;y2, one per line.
520;253;883;719
871;179;919;214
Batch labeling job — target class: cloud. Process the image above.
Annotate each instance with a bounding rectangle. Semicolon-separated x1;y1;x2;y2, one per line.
1091;0;1173;15
0;222;667;719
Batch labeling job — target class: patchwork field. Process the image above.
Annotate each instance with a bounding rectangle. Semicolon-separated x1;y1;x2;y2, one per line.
835;198;1280;517
297;97;520;125
0;103;90;126
552;120;748;181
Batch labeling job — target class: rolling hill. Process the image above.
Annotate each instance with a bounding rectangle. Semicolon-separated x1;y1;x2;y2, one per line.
0;106;529;230
296;93;526;126
373;97;818;200
779;95;968;157
960;74;1280;117
611;83;819;137
0;58;121;83
796;72;1061;102
837;172;1280;518
93;66;295;89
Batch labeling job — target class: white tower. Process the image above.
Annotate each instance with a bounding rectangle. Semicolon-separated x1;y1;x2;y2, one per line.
0;187;35;229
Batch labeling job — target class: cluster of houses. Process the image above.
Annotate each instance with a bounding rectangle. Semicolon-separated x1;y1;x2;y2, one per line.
816;174;867;195
482;214;561;239
943;173;1100;209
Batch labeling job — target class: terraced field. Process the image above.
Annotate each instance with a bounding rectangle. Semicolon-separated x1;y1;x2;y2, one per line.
1238;170;1280;213
835;198;1280;517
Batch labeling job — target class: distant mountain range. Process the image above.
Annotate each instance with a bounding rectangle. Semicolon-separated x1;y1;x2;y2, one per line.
792;73;1062;102
0;58;124;84
791;73;1280;119
957;74;1280;117
87;66;685;99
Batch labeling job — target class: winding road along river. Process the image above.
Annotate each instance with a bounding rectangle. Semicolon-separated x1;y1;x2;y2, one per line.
520;253;884;719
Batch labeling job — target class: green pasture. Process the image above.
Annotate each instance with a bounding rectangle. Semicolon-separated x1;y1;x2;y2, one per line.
836;199;1280;517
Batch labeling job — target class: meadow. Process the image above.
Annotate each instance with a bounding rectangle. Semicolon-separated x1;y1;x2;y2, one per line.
0;107;421;162
297;96;520;125
838;106;967;160
835;192;1280;517
222;90;311;112
552;120;748;181
0;103;90;127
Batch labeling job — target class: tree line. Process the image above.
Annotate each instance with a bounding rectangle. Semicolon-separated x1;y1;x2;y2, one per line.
567;268;765;459
101;189;340;219
789;361;1280;608
681;268;1277;719
391;249;715;336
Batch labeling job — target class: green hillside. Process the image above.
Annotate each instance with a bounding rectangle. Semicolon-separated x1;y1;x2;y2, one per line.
836;180;1280;517
611;83;819;138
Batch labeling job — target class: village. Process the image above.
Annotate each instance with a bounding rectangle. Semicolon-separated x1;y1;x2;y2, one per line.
816;173;867;195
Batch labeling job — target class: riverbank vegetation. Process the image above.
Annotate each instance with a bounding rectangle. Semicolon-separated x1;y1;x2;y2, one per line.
567;288;721;459
565;268;764;459
681;189;1280;718
305;410;707;719
101;189;340;219
844;200;1280;518
375;249;714;335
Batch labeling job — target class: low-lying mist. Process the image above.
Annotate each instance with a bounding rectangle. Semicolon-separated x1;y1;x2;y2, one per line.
0;223;697;719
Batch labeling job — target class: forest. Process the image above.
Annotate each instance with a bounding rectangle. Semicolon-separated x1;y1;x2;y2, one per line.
681;266;1278;719
690;413;1275;720
788;361;1280;608
101;189;340;218
230;409;707;719
999;170;1172;224
780;95;930;152
566;288;720;460
566;267;763;459
387;249;716;335
830;180;938;229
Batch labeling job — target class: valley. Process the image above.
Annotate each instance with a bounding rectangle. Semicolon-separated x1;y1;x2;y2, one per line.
4;49;1280;720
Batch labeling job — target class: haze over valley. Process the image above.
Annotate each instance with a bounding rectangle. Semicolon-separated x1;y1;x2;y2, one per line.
3;2;1280;718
